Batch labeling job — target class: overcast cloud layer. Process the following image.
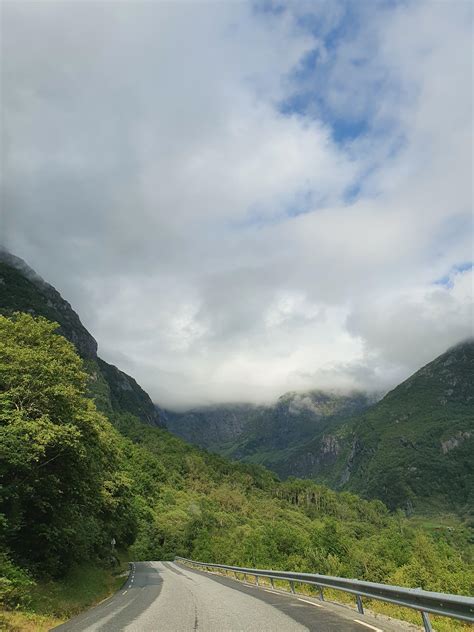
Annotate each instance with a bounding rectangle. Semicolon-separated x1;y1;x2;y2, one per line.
1;0;472;409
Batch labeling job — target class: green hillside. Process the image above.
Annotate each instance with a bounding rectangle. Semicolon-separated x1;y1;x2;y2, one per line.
330;341;474;512
168;344;474;515
1;315;472;617
0;254;472;631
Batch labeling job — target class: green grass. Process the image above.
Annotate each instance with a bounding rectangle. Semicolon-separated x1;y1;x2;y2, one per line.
0;555;130;632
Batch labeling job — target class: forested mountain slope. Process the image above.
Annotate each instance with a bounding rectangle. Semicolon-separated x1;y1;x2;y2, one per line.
169;343;474;513
329;340;474;511
0;249;162;427
0;254;472;632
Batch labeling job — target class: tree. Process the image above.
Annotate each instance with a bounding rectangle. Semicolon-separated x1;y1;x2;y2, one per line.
0;314;135;576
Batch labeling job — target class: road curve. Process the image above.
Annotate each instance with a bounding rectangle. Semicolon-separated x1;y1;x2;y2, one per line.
54;561;401;632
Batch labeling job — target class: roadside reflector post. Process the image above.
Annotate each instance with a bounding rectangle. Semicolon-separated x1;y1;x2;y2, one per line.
356;594;364;614
422;612;433;632
289;580;295;594
270;578;275;589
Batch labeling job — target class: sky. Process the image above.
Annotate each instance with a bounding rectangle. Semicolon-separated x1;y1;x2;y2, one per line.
1;0;473;410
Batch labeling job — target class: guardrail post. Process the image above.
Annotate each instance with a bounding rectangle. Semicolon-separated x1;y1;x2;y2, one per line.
244;573;247;582
234;571;238;580
255;575;259;586
356;595;364;614
270;578;275;589
317;586;324;601
289;580;295;594
421;612;433;632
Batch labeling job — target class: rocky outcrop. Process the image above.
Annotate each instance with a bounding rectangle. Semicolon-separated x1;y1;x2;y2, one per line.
441;431;471;454
340;436;360;485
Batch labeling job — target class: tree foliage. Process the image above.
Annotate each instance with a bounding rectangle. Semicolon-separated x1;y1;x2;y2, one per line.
0;314;136;576
1;314;472;610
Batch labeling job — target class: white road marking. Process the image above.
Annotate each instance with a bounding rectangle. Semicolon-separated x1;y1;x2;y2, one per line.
297;598;324;608
122;590;128;595
353;620;382;631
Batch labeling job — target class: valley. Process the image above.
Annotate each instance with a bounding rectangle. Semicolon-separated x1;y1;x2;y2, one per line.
0;251;472;632
167;343;474;514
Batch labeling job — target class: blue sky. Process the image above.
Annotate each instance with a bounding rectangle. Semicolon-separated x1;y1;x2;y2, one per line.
435;262;473;289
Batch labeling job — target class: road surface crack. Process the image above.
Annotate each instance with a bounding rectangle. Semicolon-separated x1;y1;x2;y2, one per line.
193;603;199;630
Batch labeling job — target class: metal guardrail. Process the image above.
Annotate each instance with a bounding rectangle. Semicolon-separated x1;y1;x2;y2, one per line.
175;556;474;632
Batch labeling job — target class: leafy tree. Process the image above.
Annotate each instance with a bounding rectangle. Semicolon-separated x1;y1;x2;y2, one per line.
1;313;472;609
0;314;135;576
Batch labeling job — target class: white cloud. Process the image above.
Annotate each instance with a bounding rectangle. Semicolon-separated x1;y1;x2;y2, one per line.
1;0;472;409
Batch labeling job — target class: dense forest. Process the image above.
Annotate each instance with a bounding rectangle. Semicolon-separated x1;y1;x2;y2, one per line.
1;313;472;630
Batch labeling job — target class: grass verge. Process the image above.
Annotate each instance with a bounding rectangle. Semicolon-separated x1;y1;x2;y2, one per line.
0;553;130;632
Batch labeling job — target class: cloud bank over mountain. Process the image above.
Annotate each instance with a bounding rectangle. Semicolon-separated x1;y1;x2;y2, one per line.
2;0;472;408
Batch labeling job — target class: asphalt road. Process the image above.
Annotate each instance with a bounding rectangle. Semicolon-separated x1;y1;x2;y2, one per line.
54;561;405;632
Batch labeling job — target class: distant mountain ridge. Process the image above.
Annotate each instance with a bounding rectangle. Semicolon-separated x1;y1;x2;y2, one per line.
165;403;263;449
167;342;474;513
166;390;375;469
0;249;163;427
2;249;472;513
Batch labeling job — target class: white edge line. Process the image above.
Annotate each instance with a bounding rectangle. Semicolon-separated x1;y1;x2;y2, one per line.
122;590;128;595
297;598;324;608
353;620;382;632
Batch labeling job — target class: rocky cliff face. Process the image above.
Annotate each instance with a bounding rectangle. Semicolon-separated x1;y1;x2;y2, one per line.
167;390;374;470
0;250;163;427
165;404;261;449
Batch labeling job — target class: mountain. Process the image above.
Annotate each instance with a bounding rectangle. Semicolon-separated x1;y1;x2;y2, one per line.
2;249;472;514
325;340;474;512
0;249;163;427
1;250;472;632
166;403;263;449
166;390;374;470
167;344;474;513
